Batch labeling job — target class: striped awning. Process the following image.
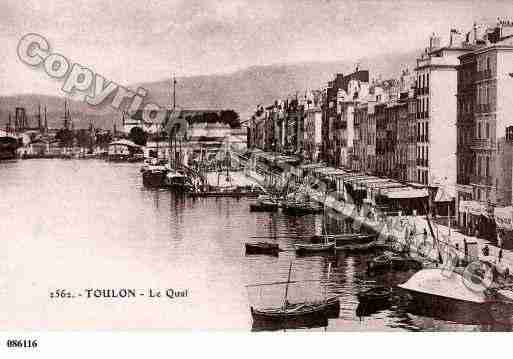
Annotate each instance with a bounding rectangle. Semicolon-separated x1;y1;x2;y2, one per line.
383;188;429;199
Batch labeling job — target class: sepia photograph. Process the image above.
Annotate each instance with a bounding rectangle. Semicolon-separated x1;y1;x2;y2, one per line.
2;0;513;353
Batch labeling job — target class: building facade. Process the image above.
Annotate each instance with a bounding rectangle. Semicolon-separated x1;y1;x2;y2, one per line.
456;26;513;237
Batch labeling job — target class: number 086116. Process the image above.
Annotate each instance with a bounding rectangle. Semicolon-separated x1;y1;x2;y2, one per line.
6;339;38;349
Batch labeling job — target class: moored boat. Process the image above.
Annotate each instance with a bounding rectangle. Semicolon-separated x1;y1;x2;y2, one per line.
248;262;339;328
142;166;169;188
357;286;392;304
282;200;323;216
367;252;422;272
249;195;280;212
162;170;193;191
293;241;335;254
245;242;281;256
251;296;340;322
311;233;376;246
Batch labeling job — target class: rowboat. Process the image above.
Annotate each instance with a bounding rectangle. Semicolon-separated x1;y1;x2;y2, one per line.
282;201;323;216
249;195;280;212
311;233;376;246
245;242;281;256
251;296;340;321
249;262;339;328
142;166;168;188
357;286;392;304
342;241;379;253
293;241;335;254
367;252;422;272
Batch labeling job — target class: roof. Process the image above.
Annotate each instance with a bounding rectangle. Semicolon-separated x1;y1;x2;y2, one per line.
108;139;140;148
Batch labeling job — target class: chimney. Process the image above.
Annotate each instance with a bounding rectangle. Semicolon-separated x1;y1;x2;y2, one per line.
429;33;440;51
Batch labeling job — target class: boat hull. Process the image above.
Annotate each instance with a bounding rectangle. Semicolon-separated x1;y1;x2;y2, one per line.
142;170;167;188
357;287;392;304
294;242;335;254
398;286;500;324
251;297;340;324
249;202;279;212
245;243;280;256
282;203;323;216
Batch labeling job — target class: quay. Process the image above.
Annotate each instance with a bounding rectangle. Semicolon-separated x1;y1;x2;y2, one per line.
243;151;513;276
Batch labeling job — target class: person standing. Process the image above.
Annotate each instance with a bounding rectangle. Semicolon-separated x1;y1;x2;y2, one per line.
497;230;504;249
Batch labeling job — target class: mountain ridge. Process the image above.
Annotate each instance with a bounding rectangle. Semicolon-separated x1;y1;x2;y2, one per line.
0;50;418;130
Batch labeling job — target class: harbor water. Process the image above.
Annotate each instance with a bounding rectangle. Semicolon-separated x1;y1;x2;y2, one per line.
0;159;511;331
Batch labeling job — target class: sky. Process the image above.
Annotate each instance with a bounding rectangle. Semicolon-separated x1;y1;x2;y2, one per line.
1;0;513;96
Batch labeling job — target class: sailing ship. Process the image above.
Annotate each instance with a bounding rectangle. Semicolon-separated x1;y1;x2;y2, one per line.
293;194;335;254
249;262;340;329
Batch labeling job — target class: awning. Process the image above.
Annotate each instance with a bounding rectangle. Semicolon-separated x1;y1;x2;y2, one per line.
459;200;487;216
383;188;429;199
434;185;456;202
494;206;513;230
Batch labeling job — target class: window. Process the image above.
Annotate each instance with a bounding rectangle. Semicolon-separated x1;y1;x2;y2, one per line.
426;73;429;88
477;122;481;138
486;156;490;177
486;122;490;139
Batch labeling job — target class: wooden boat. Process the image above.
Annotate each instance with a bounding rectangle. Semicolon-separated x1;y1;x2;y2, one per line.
367;252;422;272
190;190;262;198
0;135;18;160
249;262;339;327
142;166;169;188
249;195;280;212
282;200;323;216
311;233;376;246
245;242;281;256
251;296;340;321
342;241;380;253
357;286;392;304
251;313;328;332
162;170;193;191
294;241;335;254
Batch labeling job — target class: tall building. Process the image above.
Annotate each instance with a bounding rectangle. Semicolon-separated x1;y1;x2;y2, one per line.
414;32;473;190
456;21;513;238
304;90;323;162
322;70;369;166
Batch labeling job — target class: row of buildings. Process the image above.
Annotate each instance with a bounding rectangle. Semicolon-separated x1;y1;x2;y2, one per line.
248;19;513;241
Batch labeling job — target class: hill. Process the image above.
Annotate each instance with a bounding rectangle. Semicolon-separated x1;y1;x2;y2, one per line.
0;50;418;129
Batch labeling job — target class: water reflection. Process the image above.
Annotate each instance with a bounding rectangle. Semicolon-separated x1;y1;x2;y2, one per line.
1;159;512;331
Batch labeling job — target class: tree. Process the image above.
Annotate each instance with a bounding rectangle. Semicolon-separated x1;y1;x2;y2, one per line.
220;110;240;128
129;126;147;146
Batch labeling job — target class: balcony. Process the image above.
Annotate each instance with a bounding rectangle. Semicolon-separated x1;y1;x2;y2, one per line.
475;69;492;81
470;138;493;150
416;158;428;167
470;175;494;186
476;103;493;113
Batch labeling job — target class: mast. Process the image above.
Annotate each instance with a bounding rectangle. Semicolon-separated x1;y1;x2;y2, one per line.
325;262;331;301
37;103;41;130
282;261;293;309
173;75;177;110
44;106;47;133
